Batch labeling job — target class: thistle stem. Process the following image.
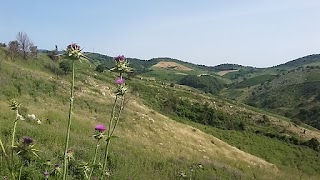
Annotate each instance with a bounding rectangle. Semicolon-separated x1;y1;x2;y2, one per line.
88;140;100;179
11;119;18;167
18;162;23;180
101;139;110;179
101;95;119;178
0;138;15;180
110;95;125;136
107;96;119;137
101;94;126;179
62;59;75;180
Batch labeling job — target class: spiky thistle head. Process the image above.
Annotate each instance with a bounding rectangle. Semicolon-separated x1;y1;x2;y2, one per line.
110;55;132;73
9;99;20;111
65;43;83;60
115;77;127;95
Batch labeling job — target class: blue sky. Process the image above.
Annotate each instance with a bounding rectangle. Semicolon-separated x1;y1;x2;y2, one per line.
1;0;320;67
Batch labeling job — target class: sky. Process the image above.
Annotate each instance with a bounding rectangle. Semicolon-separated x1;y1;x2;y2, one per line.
1;0;320;67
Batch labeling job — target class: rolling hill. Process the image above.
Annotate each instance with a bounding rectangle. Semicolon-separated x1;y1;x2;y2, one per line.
1;47;320;179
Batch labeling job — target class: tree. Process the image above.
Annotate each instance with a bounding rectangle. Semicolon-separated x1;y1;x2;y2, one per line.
29;43;38;58
0;42;6;47
7;41;20;60
16;32;32;60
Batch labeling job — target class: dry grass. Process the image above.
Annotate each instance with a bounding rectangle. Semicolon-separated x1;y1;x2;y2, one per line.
270;117;320;140
152;61;193;71
216;70;239;76
68;76;280;174
118;99;278;172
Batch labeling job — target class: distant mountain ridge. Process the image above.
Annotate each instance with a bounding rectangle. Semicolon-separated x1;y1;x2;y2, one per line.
273;54;320;69
29;45;320;72
86;51;320;73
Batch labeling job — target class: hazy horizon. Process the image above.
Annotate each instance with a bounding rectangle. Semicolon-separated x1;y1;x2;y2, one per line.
1;0;320;68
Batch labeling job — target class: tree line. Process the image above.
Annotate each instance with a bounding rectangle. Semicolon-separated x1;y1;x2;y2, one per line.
1;32;37;60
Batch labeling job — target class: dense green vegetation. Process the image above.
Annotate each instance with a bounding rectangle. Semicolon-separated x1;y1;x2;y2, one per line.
232;75;277;89
211;63;255;71
245;66;320;129
274;54;320;69
178;75;225;94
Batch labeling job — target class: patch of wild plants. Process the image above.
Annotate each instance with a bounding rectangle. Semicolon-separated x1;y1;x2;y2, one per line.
0;44;132;179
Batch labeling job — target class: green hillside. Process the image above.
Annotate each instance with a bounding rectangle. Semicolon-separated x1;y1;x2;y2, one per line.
245;66;320;129
273;54;320;70
88;51;320;133
1;47;320;179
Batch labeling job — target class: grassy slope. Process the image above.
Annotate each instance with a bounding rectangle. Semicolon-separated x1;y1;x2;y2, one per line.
245;67;320;115
0;50;284;179
131;76;320;179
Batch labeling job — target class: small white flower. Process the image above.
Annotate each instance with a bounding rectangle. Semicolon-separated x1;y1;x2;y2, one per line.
36;119;42;125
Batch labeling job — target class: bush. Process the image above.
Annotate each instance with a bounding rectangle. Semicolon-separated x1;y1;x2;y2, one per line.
304;138;320;151
95;64;107;73
59;60;72;74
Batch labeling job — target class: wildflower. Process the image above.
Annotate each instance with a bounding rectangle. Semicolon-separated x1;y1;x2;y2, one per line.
67;43;80;51
15;136;40;162
114;55;125;63
37;119;42;125
67;148;73;155
95;124;106;132
44;171;49;178
55;164;61;171
22;137;33;146
93;124;106;140
115;78;125;85
51;164;62;176
65;43;82;60
110;55;132;73
66;148;74;160
9;99;20;111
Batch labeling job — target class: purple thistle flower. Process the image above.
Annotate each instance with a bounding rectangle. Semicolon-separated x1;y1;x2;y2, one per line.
114;55;125;62
67;43;80;50
95;124;106;132
22;136;33;145
115;78;125;85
